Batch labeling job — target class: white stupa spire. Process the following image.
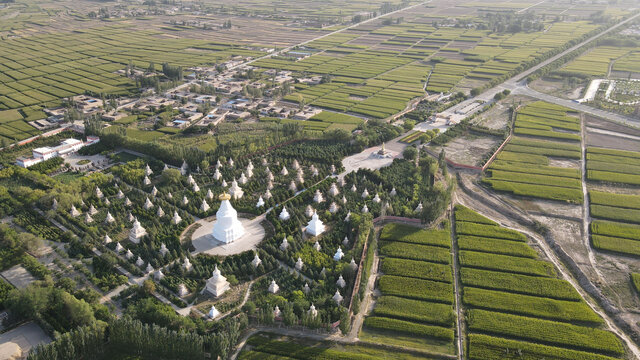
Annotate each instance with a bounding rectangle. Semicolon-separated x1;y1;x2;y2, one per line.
337;275;346;288
313;189;324;203
295;257;304;270
95;186;103;199
313;241;321;251
333;290;343;304
211;193;245;244
334;247;344;261
252;252;262;267
145;164;153;176
280;236;289;251
329;183;339;197
306;211;325;236
157;206;165;217
279;207;290;221
89;204;98;215
144;197;154;210
268;280;279;294
200;199;210;212
204;265;230;297
129;218;147;244
256;196;265;208
143;176;151;186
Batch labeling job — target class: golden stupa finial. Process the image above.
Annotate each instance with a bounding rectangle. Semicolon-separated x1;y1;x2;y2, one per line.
219;193;231;201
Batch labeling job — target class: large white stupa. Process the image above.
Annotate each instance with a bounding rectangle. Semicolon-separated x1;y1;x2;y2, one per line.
211;193;245;244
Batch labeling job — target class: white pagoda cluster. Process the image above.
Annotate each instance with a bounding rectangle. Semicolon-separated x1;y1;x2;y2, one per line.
211;193;245;244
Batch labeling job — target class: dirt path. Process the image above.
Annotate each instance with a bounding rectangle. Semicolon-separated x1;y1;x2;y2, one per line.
449;202;464;360
348;250;379;341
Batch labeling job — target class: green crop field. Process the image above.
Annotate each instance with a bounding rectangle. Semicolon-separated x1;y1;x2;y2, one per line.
485;105;583;203
455;206;624;359
361;223;456;355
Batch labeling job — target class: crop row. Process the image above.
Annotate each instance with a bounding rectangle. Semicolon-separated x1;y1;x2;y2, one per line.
495;151;549;165
378;275;453;304
587;153;640;166
363;316;454;341
459;250;555;277
484;179;583;203
468;334;621;360
504;143;580;159
372;296;455;327
591;220;640;240
588;146;640;159
463;287;602;324
590;191;640;210
460;268;581;301
489;160;580;178
380;257;452;283
587;170;640;186
379;223;451;248
592;234;640;257
590;204;640;224
455;222;526;241
467;309;624;356
487;169;581;188
379;241;451;264
454;205;498;225
587;160;640;176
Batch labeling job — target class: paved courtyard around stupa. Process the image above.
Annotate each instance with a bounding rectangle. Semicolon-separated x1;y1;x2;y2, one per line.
191;215;266;256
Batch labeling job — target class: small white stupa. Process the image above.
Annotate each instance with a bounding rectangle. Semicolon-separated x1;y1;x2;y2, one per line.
273;305;281;318
117;190;125;199
330;164;336;174
362;189;369;198
135;256;144;267
306;211;325;236
334;247;344;261
267;171;274;182
350;258;358;271
303;283;310;294
390;187;397;197
129;218;147;244
264;189;273;199
239;172;248;185
215;160;222;169
343;236;350;247
373;193;381;203
144;197;154;210
143;176;151;186
146;263;154;273
115;243;124;253
104;198;111;206
292;159;300;170
157;206;165;218
151;186;158;197
267;179;274;190
187;174;195;185
85;213;93;223
155;270;165;281
280;236;289;251
228;158;234;167
329;183;339;197
207;189;214;200
200;199;210;212
204;265;230;297
167;192;173;199
213;169;222;180
208;305;220;319
247;160;254;171
127;212;134;222
183;257;192;272
159;243;169;256
308;304;318;318
182;196;189;205
125;197;132;207
262;158;268;166
305;205;314;218
145;164;153;176
212;193;245;244
415;202;423;213
125;249;134;259
256;196;265;208
329;202;339;213
251;252;262;267
341;195;347;204
296;172;304;185
70;205;81;217
313;241;321;251
295;257;304;270
229;179;244;200
95;186;104;199
281;166;288;176
289;181;297;192
345;211;351;222
104;235;112;244
333;290;343;304
268;280;279;294
337;275;346;288
279;207;290;221
180;161;188;175
192;182;200;193
178;284;189;297
313;189;324;203
172;211;182;224
361;204;369;213
351;184;357;192
52;198;58;210
88;204;98;215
